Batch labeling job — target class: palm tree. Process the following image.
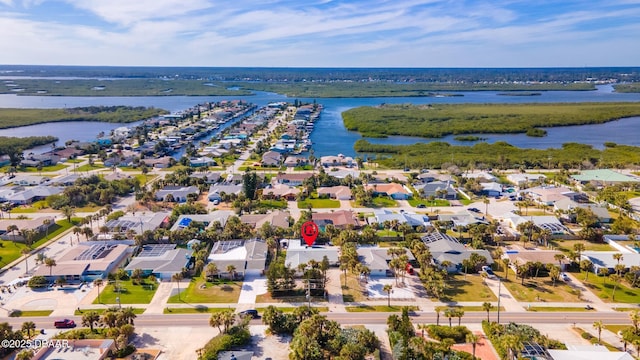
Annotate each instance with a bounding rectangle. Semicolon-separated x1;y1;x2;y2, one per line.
482;302;493;322
205;262;218;280
15;349;34;360
609;274;622;301
466;333;479;359
119;306;137;325
209;312;223;333
42;218;52;239
383;284;393;307
630;310;640;332
172;273;183;301
444;307;454;327
580;259;593;281
502;258;510;279
21;321;36;339
7;224;18;243
82;311;100;332
94;278;103;303
44;257;56;277
61;205;75;223
613;253;624;274
598;267;610;282
501;334;523;360
593;320;604;344
21;248;30;275
554;253;565;270
226;264;237;280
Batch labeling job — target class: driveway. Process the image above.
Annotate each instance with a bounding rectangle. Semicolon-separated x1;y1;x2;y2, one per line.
238;273;268;305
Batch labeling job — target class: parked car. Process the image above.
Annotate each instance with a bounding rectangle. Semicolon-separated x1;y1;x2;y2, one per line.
417;204;426;208
468;207;481;213
238;309;259;319
54;319;76;328
561;273;570;281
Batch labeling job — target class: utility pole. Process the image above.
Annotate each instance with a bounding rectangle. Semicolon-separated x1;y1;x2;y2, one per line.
497;278;501;324
306;279;311;308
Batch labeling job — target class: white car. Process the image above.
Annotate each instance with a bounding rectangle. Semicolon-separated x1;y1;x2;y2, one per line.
561;273;570;281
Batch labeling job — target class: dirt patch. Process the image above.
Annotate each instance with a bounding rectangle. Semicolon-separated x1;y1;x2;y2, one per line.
246;325;291;360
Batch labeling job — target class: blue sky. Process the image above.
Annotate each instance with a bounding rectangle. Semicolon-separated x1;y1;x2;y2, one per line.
0;0;639;67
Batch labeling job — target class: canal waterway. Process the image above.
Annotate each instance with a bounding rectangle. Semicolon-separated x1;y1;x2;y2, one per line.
0;85;639;157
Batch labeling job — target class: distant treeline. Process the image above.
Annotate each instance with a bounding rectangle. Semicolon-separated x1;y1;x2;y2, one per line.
614;83;640;93
227;82;594;97
1;65;639;83
0;106;168;129
355;140;640;169
0;136;57;157
0;79;253;97
343;102;640;138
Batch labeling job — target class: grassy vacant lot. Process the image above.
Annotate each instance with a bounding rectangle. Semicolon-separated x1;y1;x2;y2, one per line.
255;288;327;303
502;277;582;302
346;305;419;312
584;279;640;303
341;273;367;303
441;274;496;302
604;324;631;334
167;278;241;304
297;198;340;209
94;279;158;304
548;239;615;252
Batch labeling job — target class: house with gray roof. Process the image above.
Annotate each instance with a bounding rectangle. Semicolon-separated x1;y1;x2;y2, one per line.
421;232;493;273
581;251;640;275
207;239;268;278
125;244;193;281
356;245;415;277
414;181;457;200
155;185;200;202
208;184;243;202
2;186;63;205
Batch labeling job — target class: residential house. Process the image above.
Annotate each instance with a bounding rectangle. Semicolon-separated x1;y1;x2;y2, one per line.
481;182;503;197
524;186;578;206
312;210;360;229
140;156;173;168
31;339;116;360
125;244;193;281
284;239;339;270
261;151;283;167
320;154;354;168
437;212;488;228
356;245;415;277
414;181;457;200
284;156;309;168
507;173;547;187
207;239;268;278
317;186;352;200
189;157;216;168
0;216;56;242
262;184;300;201
155;186;200;202
103;212;170;237
571;169;640;187
581;251;640;274
462;171;497;182
191;172;222;184
33;241;133;282
208;183;243;202
275;173;313;186
240;210;291;229
364;183;412;200
502;214;570;236
505;250;568;271
170;211;235;232
4;186;63;205
421;232;493;273
369;209;430;229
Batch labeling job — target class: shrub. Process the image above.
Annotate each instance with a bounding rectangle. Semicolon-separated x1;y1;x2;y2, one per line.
27;276;48;288
200;325;250;360
426;325;471;343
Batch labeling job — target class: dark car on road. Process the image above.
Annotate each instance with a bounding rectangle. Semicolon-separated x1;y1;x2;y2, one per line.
239;309;259;319
468;207;481;213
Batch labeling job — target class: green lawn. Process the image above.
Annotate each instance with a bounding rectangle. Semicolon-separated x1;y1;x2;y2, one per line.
164;306;235;314
341;273;366;303
167;278;241;303
0;219;75;267
93;279;158;304
441;274;497;302
370;197;398;208
502;277;583;302
548;239;615;252
604;324;632;334
75;308;145;315
376;230;402;239
526;306;590;312
255;306;329;313
17;164;68;173
75;163;105;172
256;288;328;303
346;305;419;312
258;199;288;209
134;174;157;185
297;198;340;209
584;279;640;303
407;198;450;207
9;310;53;317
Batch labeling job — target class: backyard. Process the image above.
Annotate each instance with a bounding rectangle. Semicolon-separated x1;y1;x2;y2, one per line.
167;277;241;303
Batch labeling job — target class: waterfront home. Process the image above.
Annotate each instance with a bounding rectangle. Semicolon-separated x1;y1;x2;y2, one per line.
571;169;640;187
523;186;579;206
155;185;200;202
140;156;172;168
320;154;354;168
189;157;216;168
284;156;309;168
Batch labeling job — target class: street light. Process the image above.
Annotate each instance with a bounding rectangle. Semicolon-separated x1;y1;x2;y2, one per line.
116;296;121;309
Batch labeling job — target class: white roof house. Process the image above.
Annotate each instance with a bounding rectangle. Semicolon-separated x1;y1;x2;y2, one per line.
285;239;339;270
207;239;268;277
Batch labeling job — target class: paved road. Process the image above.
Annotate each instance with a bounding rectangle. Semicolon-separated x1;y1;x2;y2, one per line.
5;310;633;330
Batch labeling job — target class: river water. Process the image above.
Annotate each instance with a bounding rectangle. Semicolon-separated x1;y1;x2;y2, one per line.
0;85;639;157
